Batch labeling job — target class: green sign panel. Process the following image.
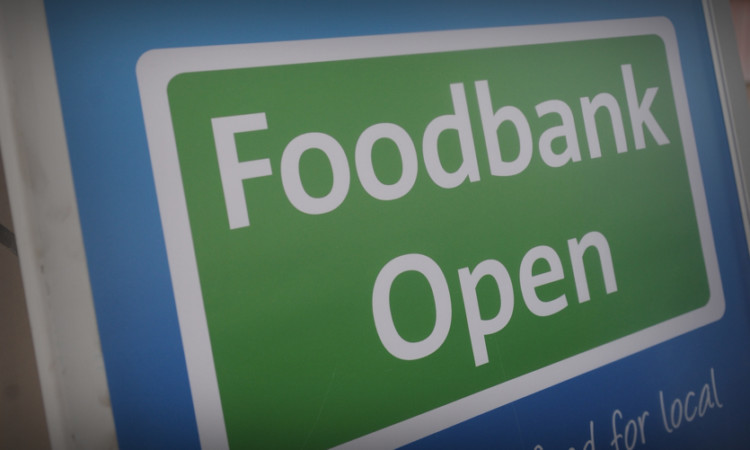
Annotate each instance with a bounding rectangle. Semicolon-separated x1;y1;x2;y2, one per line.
138;17;723;449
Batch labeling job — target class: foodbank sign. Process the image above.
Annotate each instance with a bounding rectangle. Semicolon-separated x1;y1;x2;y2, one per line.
138;17;723;449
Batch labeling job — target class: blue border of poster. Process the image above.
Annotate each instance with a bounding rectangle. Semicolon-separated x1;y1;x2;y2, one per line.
42;1;750;448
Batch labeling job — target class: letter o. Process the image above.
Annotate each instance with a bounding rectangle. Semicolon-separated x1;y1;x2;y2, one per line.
372;253;451;360
281;132;350;214
355;123;418;200
670;398;683;429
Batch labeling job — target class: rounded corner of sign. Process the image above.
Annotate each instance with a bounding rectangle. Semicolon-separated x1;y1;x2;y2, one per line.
706;286;727;323
136;48;185;91
165;71;189;95
694;271;727;327
702;242;727;324
135;48;160;79
647;16;678;47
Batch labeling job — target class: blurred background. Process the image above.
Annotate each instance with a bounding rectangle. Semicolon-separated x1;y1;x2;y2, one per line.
732;0;750;101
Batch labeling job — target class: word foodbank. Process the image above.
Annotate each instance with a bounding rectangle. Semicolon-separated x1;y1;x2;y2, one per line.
211;63;663;367
214;64;668;229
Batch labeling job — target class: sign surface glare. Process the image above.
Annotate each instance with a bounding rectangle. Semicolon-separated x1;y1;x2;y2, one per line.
136;17;723;449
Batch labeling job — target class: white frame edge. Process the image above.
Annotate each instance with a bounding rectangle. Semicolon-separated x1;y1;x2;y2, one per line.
0;0;117;448
704;0;750;256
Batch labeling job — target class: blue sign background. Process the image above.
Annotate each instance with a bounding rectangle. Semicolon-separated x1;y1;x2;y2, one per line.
43;0;750;448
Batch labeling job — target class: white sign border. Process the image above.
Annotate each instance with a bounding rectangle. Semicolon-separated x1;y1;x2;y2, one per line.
136;17;724;450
